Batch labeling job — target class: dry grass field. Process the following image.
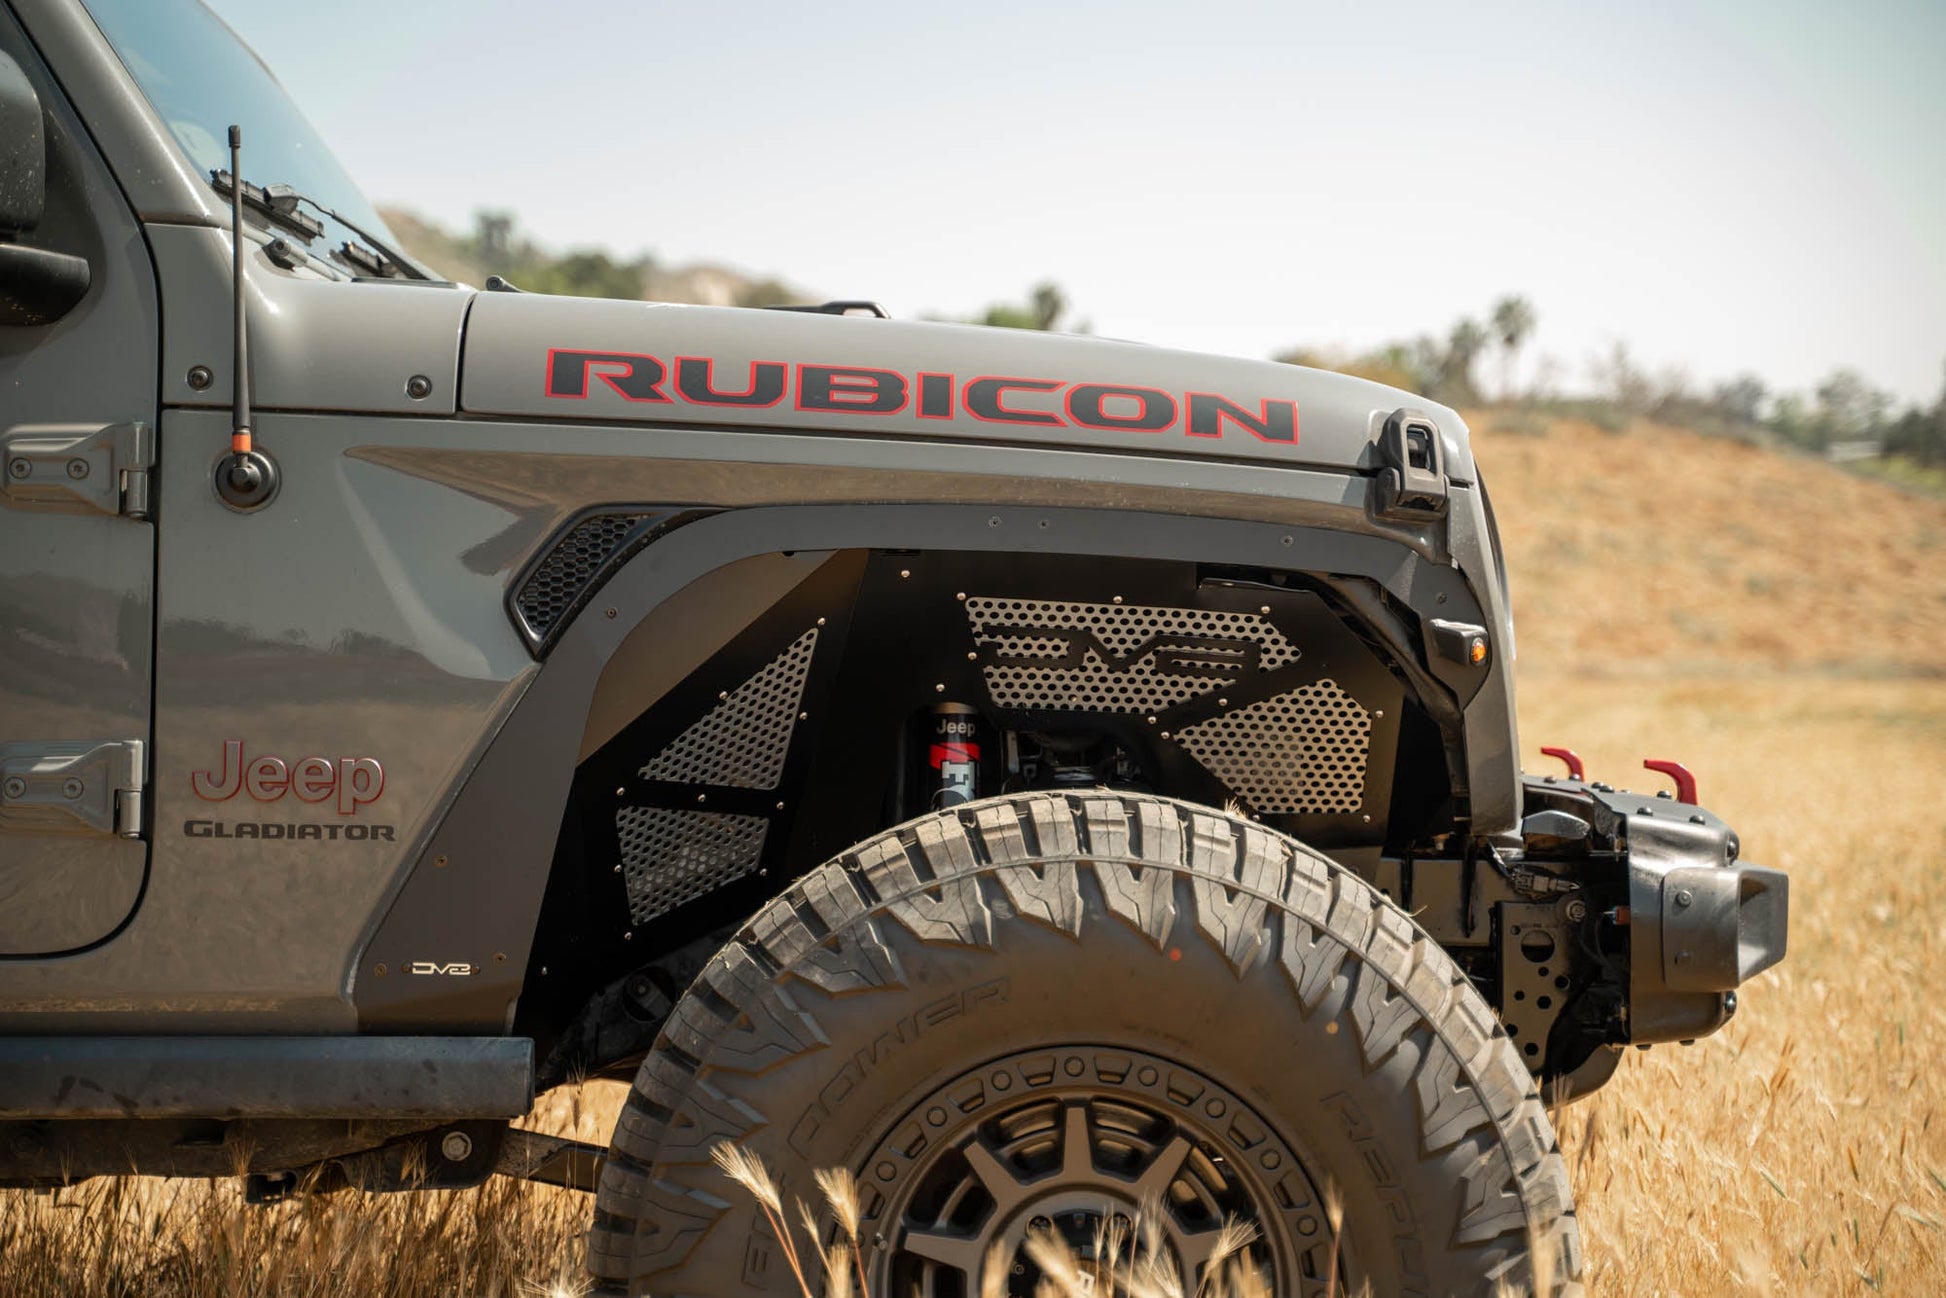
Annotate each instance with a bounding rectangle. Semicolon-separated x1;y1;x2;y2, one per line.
2;415;1941;1295
1526;673;1946;1294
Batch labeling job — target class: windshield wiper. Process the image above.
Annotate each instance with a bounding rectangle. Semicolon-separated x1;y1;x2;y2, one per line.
212;170;322;239
290;192;429;281
210;170;429;281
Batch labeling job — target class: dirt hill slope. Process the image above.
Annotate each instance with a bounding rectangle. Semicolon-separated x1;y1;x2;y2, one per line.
1472;413;1946;675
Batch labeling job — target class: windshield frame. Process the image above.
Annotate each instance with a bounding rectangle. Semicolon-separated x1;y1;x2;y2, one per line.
76;0;424;278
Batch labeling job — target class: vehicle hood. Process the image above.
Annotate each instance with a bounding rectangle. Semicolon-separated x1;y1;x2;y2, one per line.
458;293;1474;480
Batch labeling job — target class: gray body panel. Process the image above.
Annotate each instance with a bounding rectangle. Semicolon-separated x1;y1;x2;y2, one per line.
0;407;538;1029
148;223;469;419
0;5;153;956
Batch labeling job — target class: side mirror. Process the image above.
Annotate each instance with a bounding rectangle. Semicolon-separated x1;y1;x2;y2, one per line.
0;49;90;326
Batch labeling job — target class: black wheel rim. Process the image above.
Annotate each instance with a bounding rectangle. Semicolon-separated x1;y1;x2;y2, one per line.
857;1047;1347;1297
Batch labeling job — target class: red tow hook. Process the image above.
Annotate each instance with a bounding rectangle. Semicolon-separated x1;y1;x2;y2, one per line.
1539;746;1585;780
1642;759;1697;804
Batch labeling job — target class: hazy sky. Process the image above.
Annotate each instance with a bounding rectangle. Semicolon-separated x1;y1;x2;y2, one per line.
210;0;1945;405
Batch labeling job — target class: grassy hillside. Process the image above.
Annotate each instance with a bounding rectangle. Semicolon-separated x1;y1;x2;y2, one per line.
1473;411;1946;677
381;207;806;308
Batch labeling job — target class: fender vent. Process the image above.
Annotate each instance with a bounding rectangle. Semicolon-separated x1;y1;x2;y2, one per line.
964;597;1299;714
1172;679;1372;814
615;807;769;924
640;628;819;789
510;508;702;654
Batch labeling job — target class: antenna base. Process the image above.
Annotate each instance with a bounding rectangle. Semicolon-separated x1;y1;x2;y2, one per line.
214;448;279;511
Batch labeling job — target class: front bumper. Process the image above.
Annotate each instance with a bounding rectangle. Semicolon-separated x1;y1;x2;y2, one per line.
1589;785;1789;1043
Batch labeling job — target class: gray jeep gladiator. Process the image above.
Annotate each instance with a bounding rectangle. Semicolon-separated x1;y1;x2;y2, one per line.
0;1;1789;1293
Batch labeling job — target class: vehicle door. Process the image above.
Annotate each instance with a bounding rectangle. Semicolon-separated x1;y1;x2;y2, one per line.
0;6;157;954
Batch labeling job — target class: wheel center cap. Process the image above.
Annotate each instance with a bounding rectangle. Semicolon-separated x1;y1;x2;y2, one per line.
997;1191;1180;1297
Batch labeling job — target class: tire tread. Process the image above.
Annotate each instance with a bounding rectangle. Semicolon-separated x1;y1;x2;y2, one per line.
588;791;1581;1295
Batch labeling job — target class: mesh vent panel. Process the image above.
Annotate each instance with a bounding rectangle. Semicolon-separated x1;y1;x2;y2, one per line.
516;512;652;642
1173;678;1372;814
641;628;819;788
965;597;1299;714
616;807;768;924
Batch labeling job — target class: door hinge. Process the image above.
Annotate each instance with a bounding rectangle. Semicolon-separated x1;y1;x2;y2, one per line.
0;740;146;838
1373;408;1449;520
1;422;154;520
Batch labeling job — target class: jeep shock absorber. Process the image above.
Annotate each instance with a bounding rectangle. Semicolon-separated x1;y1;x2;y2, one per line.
924;703;987;810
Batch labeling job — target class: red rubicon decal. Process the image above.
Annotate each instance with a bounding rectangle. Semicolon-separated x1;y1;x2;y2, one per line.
543;350;1300;446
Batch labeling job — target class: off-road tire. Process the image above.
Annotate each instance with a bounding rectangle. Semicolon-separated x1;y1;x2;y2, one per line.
588;791;1581;1296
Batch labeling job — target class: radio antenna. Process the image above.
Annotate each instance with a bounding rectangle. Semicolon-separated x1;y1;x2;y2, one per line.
214;124;277;510
228;125;251;459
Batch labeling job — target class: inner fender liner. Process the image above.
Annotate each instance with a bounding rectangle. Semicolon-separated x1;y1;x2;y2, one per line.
353;504;1509;1033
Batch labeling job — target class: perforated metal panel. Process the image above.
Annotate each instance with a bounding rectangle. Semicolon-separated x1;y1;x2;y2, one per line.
1172;678;1372;813
615;807;769;924
964;597;1299;714
514;511;654;646
640;628;819;788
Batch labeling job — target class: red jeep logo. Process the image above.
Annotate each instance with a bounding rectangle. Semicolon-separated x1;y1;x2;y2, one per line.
191;740;384;815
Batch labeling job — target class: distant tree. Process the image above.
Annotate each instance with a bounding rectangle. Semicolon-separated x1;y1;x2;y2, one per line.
474;210;513;265
976;302;1042;330
1489;296;1536;402
1650;365;1696;419
1883;407;1946;466
1590;341;1654;415
1710;374;1768;425
1878;359;1946;466
523;249;650;300
1272;346;1331;369
1435;318;1490;406
974;281;1073;331
735;278;797;309
1030;281;1066;331
1409;335;1447;392
1812;368;1893;445
1274;343;1425;393
1766;393;1812;450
